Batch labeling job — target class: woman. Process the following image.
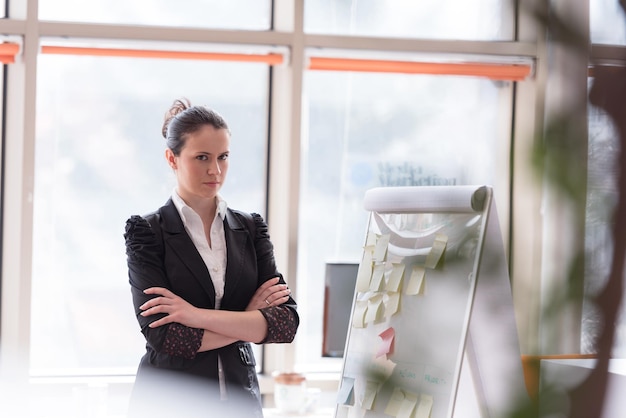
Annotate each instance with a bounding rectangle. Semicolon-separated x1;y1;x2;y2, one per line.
124;98;298;417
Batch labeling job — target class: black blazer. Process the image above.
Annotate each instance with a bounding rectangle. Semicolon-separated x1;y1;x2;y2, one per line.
124;198;298;417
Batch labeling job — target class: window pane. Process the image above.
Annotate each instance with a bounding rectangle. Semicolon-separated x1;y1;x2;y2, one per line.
39;0;271;30
32;53;269;373
584;82;624;356
305;0;514;41
297;70;512;371
591;0;626;45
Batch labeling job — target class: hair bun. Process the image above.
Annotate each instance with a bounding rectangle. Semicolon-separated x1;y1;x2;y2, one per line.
162;98;192;139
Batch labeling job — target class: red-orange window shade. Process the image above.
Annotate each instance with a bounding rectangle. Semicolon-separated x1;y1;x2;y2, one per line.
40;45;285;65
0;43;20;64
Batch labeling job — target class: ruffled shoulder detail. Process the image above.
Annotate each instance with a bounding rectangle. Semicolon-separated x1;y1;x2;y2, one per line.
124;215;162;260
250;212;270;240
125;215;153;240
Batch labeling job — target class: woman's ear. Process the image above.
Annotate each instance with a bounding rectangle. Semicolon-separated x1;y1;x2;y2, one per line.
165;149;177;170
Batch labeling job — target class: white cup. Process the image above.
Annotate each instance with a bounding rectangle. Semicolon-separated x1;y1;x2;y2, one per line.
274;373;307;414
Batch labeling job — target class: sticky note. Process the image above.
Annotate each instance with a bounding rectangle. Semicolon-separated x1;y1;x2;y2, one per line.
365;294;384;324
415;393;434;418
407;266;425;295
373;234;390;262
397;391;418;418
371;356;397;380
356;249;374;292
376;327;395;358
384;387;405;416
365;232;377;246
361;380;379;410
337;377;355;406
386;263;405;292
370;263;386;291
425;234;447;269
384;292;401;317
352;300;368;328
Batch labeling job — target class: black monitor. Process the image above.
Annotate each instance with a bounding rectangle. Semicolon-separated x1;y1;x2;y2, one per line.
322;262;359;357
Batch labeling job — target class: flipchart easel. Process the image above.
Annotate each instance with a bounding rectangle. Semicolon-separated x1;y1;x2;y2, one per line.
335;185;527;418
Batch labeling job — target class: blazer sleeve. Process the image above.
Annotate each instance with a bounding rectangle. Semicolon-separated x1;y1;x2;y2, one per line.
124;214;203;360
248;212;300;343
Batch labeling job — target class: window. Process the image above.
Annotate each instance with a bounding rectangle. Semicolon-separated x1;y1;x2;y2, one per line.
591;0;626;45
31;51;269;373
296;68;513;370
584;78;625;357
304;0;514;40
38;0;271;30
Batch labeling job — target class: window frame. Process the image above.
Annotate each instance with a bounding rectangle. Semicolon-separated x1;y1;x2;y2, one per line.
2;0;612;405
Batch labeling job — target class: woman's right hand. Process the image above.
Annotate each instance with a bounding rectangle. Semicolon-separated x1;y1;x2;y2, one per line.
140;287;204;329
246;277;291;311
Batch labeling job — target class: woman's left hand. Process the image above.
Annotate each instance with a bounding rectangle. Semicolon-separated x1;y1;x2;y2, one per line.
140;287;203;329
246;277;291;311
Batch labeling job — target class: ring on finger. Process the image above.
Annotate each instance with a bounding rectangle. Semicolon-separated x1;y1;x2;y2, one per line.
265;299;270;305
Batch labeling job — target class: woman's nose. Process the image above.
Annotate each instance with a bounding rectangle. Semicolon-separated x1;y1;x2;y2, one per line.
207;160;221;175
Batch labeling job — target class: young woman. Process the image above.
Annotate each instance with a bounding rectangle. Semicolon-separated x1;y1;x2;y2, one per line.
124;98;298;417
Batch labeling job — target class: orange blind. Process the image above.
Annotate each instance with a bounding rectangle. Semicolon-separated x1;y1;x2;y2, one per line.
308;56;533;81
40;45;285;65
0;42;20;64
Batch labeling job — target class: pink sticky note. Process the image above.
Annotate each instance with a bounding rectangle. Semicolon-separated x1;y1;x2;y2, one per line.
376;327;395;358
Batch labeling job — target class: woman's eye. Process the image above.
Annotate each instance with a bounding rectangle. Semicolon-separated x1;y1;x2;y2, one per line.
196;155;208;161
218;154;229;161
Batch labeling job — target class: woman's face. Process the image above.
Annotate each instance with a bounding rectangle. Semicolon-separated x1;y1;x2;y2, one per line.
166;124;230;206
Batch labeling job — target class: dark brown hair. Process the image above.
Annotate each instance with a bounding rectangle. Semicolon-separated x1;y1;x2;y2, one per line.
161;98;230;156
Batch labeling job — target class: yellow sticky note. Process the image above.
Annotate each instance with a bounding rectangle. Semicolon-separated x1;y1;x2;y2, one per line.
361;380;379;410
384;387;405;416
356;249;374;292
384;358;397;378
384;292;401;317
371;356;397;380
373;234;390;262
425;234;447;269
407;265;425;295
415;393;434;418
352;300;368;328
370;263;385;291
397;391;418;418
365;232;378;246
386;263;405;292
365;294;384;324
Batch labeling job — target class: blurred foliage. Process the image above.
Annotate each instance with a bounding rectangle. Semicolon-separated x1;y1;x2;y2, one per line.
531;115;589;205
354;1;624;417
522;1;626;417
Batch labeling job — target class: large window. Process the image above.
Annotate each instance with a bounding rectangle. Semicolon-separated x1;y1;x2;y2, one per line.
296;68;512;370
305;0;514;40
39;0;271;30
31;52;269;373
